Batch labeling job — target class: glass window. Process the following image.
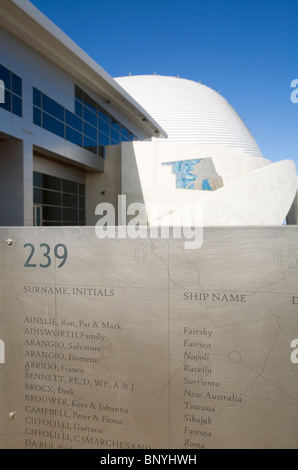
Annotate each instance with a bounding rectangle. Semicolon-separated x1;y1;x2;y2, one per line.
62;179;77;195
84;121;97;141
121;127;129;140
63;208;78;222
33;107;41;126
62;221;76;226
0;90;11;112
65;109;82;132
66;126;83;147
33;172;43;187
32;84;137;156
0;65;11;91
83;93;97;114
75;99;83;117
42;174;61;191
33;172;85;226
98;132;110;146
33;188;43;204
79;209;85;224
98;146;105;158
79;183;85;197
111;121;120;132
63;193;78;208
0;66;23;117
33;88;41;108
43;94;64;121
74;85;84;101
12;73;22;97
83;106;97;127
79;196;85;209
98;106;110;123
111;128;120;143
43;112;65;138
12;94;22;117
34;206;42;227
42;190;61;206
43;221;63;226
83;136;97;154
98;118;110;136
43;206;62;222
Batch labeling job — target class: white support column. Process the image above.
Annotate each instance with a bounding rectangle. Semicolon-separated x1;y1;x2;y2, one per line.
23;140;33;226
0;139;33;226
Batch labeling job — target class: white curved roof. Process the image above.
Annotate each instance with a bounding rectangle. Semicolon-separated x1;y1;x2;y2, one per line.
115;75;262;157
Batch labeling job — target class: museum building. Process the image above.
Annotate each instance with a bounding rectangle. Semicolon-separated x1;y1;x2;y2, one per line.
0;0;297;227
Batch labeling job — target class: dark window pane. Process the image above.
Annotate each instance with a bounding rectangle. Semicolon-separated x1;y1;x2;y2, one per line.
43;206;62;222
43;94;64;121
121;127;129;140
129;133;135;141
66;126;83;146
98;145;104;158
111;121;120;131
33;188;42;204
42;189;61;206
12;94;22;117
75;85;83;101
33;88;41;108
98;132;110;146
98;118;110;136
42;174;61;191
33;106;41;126
62;179;77;195
43;221;63;226
65;110;82;132
0;90;11;112
83;94;97;114
79;196;85;209
111;128;120;143
79;209;85;224
33;171;85;226
43;112;65;138
79;184;85;197
12;73;22;97
83;106;97;127
75;99;83;117
63;193;78;208
0;65;11;91
84;121;97;140
63;208;78;222
98;107;110;123
33;172;43;187
34;206;41;226
83;136;97;154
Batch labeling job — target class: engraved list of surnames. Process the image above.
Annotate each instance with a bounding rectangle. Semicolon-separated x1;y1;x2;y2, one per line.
0;227;297;449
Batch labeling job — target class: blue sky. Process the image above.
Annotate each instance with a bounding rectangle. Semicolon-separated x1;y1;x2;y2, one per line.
30;0;298;165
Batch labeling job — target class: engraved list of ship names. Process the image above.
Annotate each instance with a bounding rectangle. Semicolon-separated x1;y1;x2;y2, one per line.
0;227;297;449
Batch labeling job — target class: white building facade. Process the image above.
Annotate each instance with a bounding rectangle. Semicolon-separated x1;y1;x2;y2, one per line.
0;0;297;228
0;0;165;227
115;75;297;226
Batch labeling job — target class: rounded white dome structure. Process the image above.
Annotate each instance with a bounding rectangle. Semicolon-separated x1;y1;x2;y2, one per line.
115;75;262;157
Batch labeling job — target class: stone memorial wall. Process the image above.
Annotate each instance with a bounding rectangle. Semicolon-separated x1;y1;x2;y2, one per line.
0;227;297;449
